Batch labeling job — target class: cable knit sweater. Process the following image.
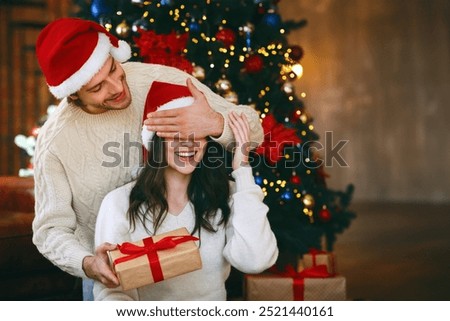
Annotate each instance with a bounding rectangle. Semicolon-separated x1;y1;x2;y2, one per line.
93;166;278;301
32;62;264;278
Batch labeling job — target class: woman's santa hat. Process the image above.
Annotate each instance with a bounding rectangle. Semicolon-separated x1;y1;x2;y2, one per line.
142;81;194;150
36;18;131;99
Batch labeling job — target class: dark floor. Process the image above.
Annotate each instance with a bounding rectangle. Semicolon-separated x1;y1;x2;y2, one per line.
332;201;450;301
6;201;448;301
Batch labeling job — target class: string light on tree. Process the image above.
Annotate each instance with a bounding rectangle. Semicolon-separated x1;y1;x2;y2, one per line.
215;77;232;93
302;193;315;209
239;22;254;50
116;19;131;38
131;0;146;6
192;65;205;81
132;17;150;32
223;90;239;104
98;15;112;31
282;82;294;94
291;63;303;79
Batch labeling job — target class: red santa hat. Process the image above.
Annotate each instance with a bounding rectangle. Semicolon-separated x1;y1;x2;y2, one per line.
36;18;131;99
142;81;194;150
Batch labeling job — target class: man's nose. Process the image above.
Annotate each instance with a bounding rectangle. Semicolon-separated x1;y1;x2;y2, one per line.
106;75;123;94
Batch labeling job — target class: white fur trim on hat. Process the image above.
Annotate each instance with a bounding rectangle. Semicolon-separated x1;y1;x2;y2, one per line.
111;40;132;62
48;33;131;99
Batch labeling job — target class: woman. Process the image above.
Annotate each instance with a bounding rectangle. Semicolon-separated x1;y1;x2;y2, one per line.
93;84;278;300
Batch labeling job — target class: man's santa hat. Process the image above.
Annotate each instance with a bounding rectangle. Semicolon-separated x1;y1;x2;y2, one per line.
36;18;131;99
142;81;194;150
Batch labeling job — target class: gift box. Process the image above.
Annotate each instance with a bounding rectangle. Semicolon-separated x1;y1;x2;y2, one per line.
244;266;346;301
298;249;337;275
108;227;202;291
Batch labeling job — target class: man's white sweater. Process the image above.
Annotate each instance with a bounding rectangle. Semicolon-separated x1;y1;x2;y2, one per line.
32;62;264;278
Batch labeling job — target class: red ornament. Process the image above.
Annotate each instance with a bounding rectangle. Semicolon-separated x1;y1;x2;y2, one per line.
255;114;301;165
319;208;332;222
289;45;304;61
257;5;266;15
215;28;236;47
244;54;264;73
290;175;301;184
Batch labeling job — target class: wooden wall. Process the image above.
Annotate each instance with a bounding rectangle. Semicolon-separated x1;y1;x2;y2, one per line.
0;0;72;176
279;0;450;202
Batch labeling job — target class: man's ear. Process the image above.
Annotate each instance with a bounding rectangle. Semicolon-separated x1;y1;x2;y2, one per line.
69;93;79;100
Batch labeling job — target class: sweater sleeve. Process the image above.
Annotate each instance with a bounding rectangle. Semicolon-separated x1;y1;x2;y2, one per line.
222;166;278;273
93;187;140;301
32;149;92;278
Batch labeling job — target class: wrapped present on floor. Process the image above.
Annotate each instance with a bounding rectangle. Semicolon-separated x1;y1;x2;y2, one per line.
298;248;337;275
108;227;202;291
245;265;346;301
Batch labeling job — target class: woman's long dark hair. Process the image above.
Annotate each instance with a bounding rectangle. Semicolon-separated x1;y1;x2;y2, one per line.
127;135;231;235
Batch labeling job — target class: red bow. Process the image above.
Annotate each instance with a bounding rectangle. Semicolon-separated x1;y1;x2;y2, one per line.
307;248;336;274
270;264;331;300
255;114;301;165
308;248;327;265
114;235;199;283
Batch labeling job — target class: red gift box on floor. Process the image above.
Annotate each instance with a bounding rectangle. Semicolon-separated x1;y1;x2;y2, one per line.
298;249;337;275
244;265;346;301
108;227;202;291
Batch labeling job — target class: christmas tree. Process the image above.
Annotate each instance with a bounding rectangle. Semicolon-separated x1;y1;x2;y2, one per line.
74;0;355;259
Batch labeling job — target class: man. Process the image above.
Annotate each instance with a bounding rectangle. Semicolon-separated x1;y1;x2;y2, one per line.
32;17;263;299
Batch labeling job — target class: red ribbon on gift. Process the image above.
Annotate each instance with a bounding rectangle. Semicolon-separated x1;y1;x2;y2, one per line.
308;248;336;274
270;264;332;300
114;235;199;283
308;248;326;265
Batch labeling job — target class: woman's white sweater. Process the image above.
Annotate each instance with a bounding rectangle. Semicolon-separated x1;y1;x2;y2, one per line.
93;166;278;300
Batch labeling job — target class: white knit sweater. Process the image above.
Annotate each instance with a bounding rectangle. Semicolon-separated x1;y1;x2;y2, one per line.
93;166;278;301
32;62;264;278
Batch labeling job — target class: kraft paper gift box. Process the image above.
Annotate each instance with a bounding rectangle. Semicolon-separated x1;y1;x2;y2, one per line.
108;227;202;291
244;266;346;301
298;249;337;275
